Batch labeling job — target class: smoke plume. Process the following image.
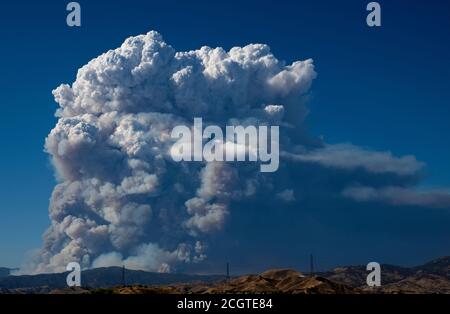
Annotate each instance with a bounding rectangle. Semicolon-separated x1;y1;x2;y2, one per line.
26;31;449;274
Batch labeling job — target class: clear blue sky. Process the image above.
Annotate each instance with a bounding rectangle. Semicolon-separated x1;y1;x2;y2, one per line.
0;0;449;269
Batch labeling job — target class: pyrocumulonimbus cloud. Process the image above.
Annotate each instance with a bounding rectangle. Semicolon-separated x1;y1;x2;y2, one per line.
24;31;450;274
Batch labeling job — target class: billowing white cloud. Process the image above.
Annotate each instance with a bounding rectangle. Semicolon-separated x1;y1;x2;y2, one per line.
25;30;449;274
26;31;317;274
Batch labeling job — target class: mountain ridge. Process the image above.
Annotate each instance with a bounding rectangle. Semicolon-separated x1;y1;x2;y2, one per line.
1;256;448;294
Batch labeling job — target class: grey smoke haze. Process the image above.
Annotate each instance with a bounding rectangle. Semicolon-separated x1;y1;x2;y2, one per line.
25;31;450;274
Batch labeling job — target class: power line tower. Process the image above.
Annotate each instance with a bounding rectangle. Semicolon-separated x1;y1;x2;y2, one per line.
122;265;126;286
310;254;315;277
226;262;230;281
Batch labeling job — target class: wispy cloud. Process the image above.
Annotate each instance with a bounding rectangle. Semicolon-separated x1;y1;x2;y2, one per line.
343;185;450;209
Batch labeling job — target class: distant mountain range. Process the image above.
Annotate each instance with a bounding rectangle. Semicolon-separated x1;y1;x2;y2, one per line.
0;268;11;279
0;256;448;294
320;256;450;293
0;267;225;293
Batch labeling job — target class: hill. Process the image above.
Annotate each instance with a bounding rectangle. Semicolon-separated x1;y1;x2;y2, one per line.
50;269;357;294
0;268;10;279
320;256;450;293
1;256;449;294
0;267;224;293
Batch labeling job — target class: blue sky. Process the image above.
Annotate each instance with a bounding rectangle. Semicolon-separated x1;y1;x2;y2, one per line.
0;0;449;271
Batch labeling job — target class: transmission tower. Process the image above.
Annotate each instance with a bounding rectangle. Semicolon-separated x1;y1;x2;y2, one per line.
122;265;126;286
